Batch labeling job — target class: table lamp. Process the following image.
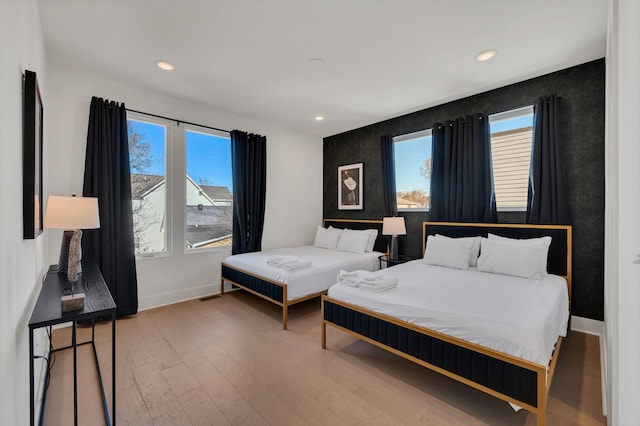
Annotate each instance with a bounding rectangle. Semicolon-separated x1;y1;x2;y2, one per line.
382;217;406;261
44;195;100;311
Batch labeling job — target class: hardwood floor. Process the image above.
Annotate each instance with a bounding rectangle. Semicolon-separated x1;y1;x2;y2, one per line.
44;291;606;425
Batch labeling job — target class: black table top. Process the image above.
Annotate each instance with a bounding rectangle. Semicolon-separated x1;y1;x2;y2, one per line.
28;264;116;329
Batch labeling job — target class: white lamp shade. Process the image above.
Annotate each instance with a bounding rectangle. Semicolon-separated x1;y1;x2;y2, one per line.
44;195;100;230
382;217;406;236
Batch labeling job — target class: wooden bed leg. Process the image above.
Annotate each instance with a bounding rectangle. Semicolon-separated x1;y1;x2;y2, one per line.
220;278;225;295
283;305;288;330
321;322;327;349
321;298;327;348
537;370;547;426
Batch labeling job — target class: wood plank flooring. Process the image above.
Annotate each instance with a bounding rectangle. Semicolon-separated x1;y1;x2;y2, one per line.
44;290;606;425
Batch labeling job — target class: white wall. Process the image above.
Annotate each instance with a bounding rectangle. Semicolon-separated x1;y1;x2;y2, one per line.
604;0;640;423
0;1;50;425
45;63;323;310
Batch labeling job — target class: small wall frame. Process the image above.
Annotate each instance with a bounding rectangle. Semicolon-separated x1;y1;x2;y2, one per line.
23;70;44;239
338;162;363;210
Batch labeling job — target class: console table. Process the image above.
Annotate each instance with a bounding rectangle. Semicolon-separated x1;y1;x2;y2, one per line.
28;264;116;426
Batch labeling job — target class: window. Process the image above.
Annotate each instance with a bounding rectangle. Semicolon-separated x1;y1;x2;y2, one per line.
128;113;234;257
185;128;233;250
489;106;534;211
393;129;432;211
128;117;169;256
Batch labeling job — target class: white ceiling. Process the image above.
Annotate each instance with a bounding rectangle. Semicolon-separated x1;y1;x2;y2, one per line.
37;0;607;138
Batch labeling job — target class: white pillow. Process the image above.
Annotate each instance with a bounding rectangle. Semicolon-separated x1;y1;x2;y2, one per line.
365;229;378;252
423;235;473;270
477;237;551;279
435;235;481;267
313;225;343;249
335;228;371;254
487;233;552;275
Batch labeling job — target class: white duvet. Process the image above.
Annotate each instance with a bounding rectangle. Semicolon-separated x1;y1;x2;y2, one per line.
327;260;569;366
224;245;381;300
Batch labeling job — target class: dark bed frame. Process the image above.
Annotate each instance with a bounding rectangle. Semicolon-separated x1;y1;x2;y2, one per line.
221;219;387;330
321;221;572;426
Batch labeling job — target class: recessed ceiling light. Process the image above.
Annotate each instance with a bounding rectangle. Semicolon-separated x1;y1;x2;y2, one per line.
155;60;174;71
314;115;325;121
308;58;325;65
476;50;497;62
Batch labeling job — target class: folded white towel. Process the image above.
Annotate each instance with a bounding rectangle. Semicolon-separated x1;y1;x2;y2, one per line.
337;270;398;290
267;255;311;270
338;269;365;286
362;274;384;282
276;259;312;270
358;276;399;291
267;255;298;265
338;277;360;287
338;269;359;279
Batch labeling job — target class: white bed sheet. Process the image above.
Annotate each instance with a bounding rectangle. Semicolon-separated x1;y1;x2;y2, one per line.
327;260;569;365
224;245;381;300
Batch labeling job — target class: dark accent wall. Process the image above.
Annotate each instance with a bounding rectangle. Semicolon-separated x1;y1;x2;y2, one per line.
323;59;605;321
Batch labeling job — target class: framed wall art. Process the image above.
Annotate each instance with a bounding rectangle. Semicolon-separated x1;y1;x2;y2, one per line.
338;162;363;210
23;70;44;239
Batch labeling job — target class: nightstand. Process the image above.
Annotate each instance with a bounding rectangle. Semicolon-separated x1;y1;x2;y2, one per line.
378;254;411;269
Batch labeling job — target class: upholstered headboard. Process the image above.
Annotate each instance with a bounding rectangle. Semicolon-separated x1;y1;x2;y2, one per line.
422;221;572;292
323;219;387;253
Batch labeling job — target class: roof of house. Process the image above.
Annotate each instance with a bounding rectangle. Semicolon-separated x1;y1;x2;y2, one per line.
200;185;232;200
185;205;233;246
131;174;164;198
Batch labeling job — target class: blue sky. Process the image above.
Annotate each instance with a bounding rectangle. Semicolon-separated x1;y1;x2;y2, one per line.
394;135;431;193
129;120;233;194
186;130;233;193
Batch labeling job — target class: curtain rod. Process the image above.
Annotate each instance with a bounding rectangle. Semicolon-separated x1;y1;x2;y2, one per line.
126;108;230;134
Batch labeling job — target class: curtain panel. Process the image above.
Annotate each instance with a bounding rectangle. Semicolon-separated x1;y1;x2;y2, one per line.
430;113;497;222
527;94;571;224
230;130;267;255
380;135;398;217
82;96;138;316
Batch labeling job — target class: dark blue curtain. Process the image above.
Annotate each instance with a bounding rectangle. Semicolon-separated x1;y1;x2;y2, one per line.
230;130;267;254
527;94;571;224
82;96;138;316
380;135;398;217
430;113;497;222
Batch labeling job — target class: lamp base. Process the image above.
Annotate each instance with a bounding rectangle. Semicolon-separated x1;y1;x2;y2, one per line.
57;229;83;283
61;293;85;312
389;235;399;261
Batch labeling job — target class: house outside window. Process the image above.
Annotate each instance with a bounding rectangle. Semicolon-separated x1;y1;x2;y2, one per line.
489;106;534;212
128;116;169;256
394;129;432;211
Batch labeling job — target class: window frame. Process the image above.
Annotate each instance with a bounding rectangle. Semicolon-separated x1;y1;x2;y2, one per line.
182;124;233;255
393;128;432;213
488;105;534;213
127;112;173;259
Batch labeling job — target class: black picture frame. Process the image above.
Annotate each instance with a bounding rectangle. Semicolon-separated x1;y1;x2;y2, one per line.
23;70;43;239
338;162;363;210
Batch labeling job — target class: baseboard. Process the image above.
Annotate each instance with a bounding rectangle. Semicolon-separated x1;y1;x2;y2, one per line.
138;283;221;311
600;327;608;417
570;315;603;336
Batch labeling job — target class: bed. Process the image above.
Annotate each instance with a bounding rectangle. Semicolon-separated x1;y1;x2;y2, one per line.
221;219;387;329
321;222;572;426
